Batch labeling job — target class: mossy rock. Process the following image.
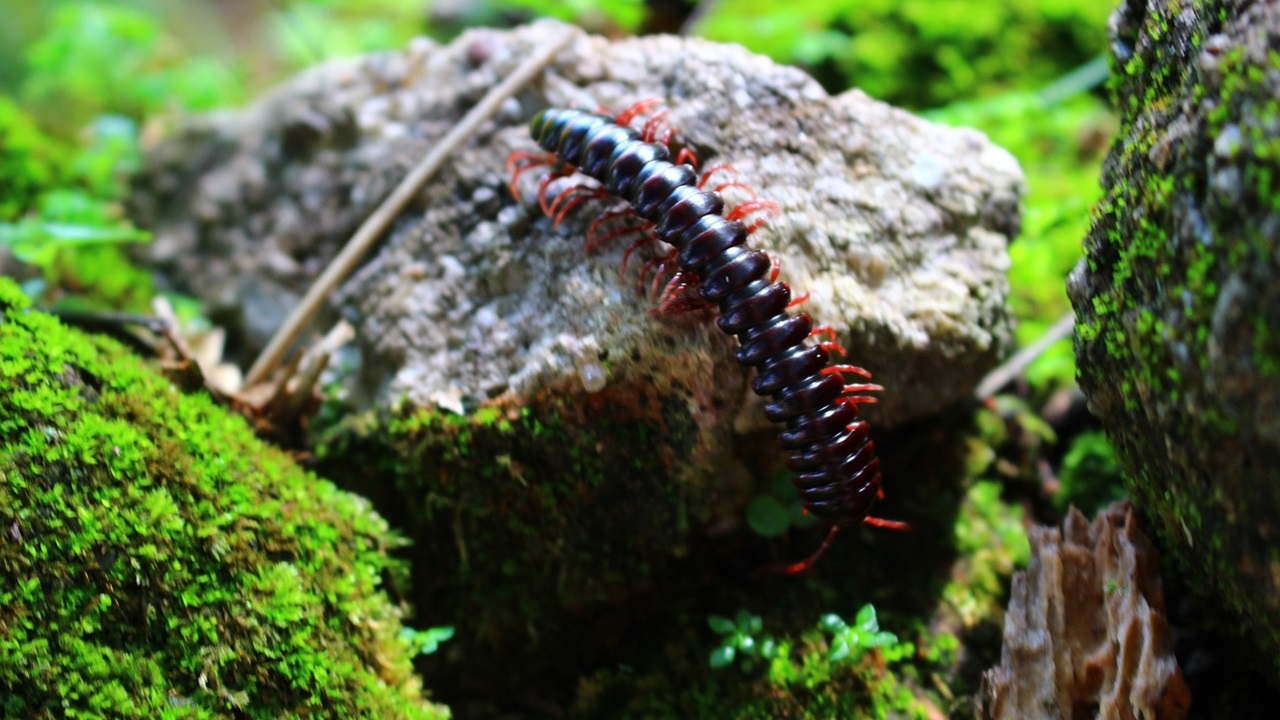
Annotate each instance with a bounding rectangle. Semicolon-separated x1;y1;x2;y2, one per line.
323;399;1017;716
319;376;725;706
1068;0;1280;673
0;278;447;718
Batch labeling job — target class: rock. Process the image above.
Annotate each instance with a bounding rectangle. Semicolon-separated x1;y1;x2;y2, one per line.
129;21;1022;430
128;23;1024;698
978;503;1190;720
1067;0;1280;670
0;278;446;719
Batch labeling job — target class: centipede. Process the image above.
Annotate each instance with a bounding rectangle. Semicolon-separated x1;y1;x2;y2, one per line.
507;100;905;574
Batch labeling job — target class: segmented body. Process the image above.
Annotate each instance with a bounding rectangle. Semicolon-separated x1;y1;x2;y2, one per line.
519;106;895;570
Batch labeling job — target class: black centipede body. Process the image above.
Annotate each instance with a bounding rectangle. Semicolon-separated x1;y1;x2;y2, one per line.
522;106;892;562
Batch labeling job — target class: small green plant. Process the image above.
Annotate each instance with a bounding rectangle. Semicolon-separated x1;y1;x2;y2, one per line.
702;604;927;716
819;604;907;662
1056;430;1125;513
0;109;153;308
399;625;456;657
0;1;261;310
745;473;818;537
19;2;244;125
708;609;778;671
708;604;910;672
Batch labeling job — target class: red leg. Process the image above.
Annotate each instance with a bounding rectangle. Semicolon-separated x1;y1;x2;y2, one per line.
716;180;759;197
767;256;810;310
698;163;736;189
828;363;882;406
651;270;710;316
587;209;649;252
617;98;700;167
641;108;672;143
639;248;679;299
675;147;699;168
506;151;555;200
726;199;780;234
768;253;785;283
821;364;875;380
781;525;841;576
537;170;574;216
699;163;759;199
621;229;660;280
820;359;880;406
863;516;911;530
837;393;880;407
754;510;908;579
615;98;665;128
787;291;810;309
661;128;677;147
809;325;847;357
549;186;613;228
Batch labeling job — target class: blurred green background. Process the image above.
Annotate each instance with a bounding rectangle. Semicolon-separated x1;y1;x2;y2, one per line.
0;0;1116;438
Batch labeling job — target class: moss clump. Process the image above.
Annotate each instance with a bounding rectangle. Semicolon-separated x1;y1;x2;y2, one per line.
317;375;715;707
0;278;447;719
326;382;700;618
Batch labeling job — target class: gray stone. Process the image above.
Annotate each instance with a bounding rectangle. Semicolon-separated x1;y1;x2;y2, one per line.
129;22;1023;431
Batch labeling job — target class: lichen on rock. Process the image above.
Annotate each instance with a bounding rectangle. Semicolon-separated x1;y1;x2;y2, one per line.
0;278;446;718
978;503;1189;720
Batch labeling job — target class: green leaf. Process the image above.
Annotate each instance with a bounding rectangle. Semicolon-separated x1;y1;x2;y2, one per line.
855;603;878;631
399;625;455;656
867;630;899;648
759;638;777;659
707;615;735;635
709;645;735;669
828;637;850;662
746;494;792;537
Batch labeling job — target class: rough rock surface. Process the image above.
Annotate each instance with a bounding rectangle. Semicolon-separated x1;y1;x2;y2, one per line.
1067;0;1280;670
978;503;1190;720
130;21;1022;430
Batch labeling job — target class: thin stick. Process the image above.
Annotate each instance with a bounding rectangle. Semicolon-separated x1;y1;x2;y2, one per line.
246;24;579;386
973;310;1076;400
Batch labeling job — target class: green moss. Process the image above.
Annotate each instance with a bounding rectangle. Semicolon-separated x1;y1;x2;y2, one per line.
1056;431;1125;514
325;384;703;630
0;278;447;719
311;370;753;711
942;480;1029;628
